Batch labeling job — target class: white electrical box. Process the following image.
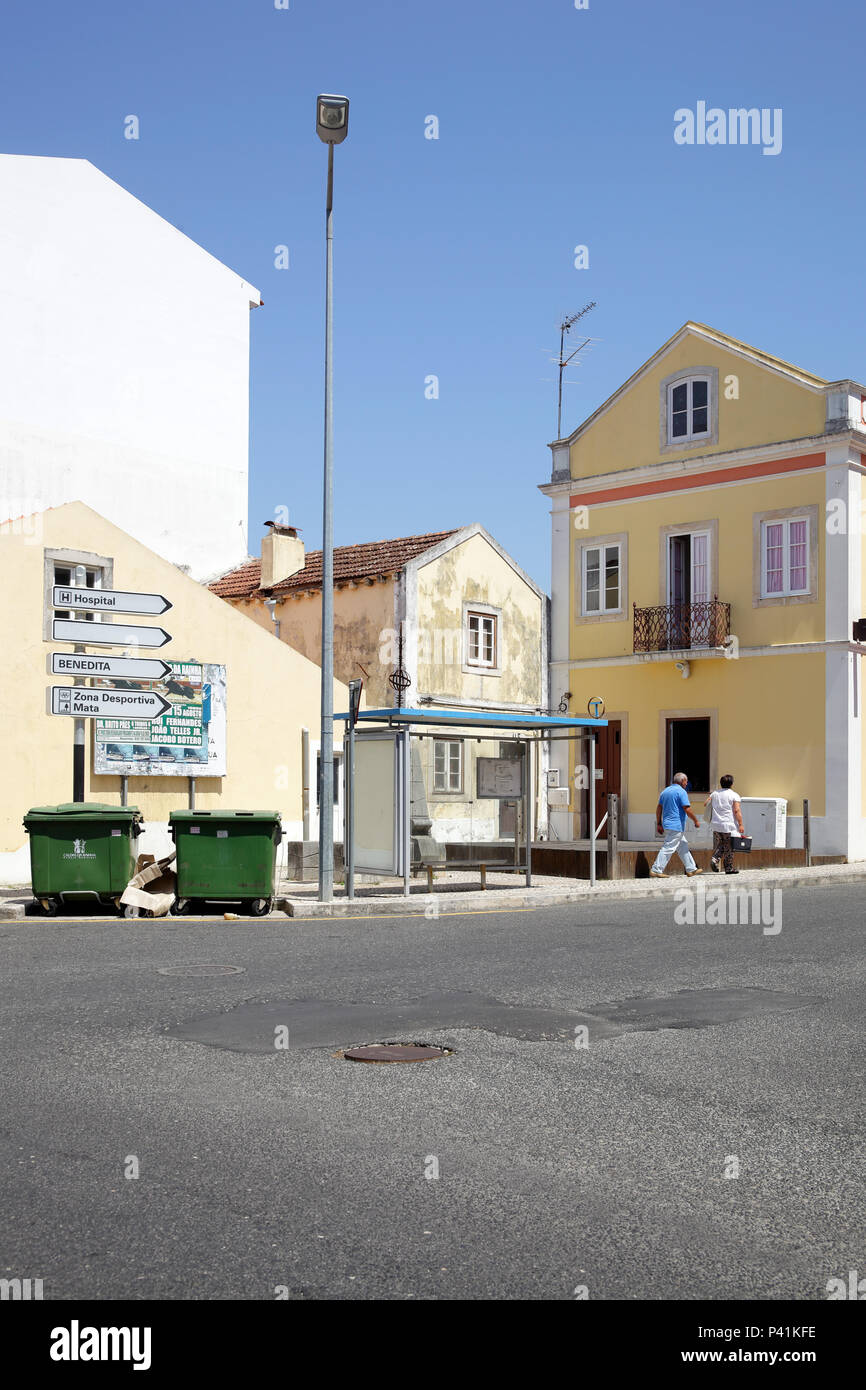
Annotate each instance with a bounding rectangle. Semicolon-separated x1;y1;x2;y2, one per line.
548;787;570;808
739;797;787;849
546;769;560;788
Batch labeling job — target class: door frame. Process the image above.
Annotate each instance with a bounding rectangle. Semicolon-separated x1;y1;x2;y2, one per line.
579;710;628;840
658;707;717;799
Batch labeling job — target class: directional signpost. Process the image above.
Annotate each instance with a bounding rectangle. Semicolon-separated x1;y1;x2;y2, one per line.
50;687;172;720
52;619;172;648
52;586;172;616
51;654;172;680
47;585;174;799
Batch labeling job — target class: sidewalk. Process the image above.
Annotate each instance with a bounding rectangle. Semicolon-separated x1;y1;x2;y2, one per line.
3;860;864;921
275;859;866;917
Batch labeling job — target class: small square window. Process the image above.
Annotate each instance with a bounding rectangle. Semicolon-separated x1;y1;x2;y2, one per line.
667;376;711;444
51;562;108;623
466;612;497;668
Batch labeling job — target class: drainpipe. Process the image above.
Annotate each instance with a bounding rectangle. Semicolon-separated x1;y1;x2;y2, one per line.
301;728;311;842
264;598;281;640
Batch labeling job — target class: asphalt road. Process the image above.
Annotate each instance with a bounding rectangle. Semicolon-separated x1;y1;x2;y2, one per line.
0;883;863;1301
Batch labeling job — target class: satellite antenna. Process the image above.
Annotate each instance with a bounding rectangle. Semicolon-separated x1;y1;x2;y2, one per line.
554;302;597;438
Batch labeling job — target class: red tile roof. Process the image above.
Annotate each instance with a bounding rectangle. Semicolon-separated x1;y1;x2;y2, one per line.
209;529;460;598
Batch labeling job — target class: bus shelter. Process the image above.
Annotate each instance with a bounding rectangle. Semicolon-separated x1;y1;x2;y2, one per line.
334;707;608;899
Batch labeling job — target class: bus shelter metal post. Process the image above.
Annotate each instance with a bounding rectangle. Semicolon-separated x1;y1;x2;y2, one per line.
589;733;596;887
402;728;411;899
344;720;355;899
524;737;532;888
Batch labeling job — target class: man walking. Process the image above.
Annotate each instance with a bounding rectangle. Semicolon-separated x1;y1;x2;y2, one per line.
651;771;702;878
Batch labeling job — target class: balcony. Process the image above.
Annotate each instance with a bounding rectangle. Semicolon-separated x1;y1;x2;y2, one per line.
633;598;730;654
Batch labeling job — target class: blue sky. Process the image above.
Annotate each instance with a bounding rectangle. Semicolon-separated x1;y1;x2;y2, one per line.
1;0;863;589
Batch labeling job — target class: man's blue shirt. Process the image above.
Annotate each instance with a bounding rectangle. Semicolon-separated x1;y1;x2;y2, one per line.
659;783;690;831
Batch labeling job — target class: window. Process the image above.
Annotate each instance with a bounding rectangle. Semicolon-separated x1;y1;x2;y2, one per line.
316;753;341;809
52;563;105;623
582;542;621;615
43;548;114;640
433;740;462;792
466;611;497;668
761;517;809;597
667;376;710;444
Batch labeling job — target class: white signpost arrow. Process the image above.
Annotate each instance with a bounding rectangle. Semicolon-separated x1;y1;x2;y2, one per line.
52;586;172;616
50;687;172;720
52;619;171;648
50;654;172;680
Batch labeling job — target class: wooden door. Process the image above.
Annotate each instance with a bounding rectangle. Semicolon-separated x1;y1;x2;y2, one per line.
593;721;622;830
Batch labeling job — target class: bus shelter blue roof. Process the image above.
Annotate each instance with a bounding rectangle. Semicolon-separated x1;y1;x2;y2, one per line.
334;707;607;731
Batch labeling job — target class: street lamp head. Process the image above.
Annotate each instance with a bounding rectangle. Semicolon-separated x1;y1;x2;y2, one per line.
316;94;349;144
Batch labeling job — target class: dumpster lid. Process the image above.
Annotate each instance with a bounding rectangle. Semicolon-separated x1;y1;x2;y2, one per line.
169;809;282;820
24;802;143;818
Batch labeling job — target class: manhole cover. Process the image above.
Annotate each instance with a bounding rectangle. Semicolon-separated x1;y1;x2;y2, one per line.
340;1042;453;1063
157;964;246;978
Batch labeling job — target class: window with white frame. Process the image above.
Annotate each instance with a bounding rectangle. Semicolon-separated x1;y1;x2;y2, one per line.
433;739;462;792
51;561;106;623
667;376;710;443
466;611;497;668
761;517;809;597
582;542;621;615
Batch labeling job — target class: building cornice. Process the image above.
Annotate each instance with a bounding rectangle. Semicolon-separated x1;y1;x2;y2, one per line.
551;640;866;672
538;431;866;503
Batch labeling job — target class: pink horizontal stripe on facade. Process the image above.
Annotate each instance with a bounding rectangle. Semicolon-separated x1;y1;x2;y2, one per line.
569;452;824;510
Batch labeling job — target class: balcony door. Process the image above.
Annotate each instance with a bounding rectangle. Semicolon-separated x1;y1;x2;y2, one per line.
667;530;711;648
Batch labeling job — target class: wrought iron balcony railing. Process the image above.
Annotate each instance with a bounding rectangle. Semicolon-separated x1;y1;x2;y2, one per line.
633;598;731;653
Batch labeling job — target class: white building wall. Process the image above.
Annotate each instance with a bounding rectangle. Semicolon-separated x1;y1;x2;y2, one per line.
0;154;259;580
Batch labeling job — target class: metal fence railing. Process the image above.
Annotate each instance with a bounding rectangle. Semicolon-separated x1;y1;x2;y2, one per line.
633;598;731;653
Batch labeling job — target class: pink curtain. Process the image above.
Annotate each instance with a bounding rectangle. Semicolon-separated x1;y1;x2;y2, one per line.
765;522;784;593
788;520;807;591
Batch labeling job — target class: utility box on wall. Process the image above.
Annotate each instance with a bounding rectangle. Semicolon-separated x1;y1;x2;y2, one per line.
740;798;787;849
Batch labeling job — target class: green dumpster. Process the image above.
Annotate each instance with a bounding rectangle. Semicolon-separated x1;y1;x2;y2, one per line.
169;810;283;916
23;802;144;916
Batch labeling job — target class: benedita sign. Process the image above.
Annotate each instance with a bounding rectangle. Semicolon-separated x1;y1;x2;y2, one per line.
674;102;783;156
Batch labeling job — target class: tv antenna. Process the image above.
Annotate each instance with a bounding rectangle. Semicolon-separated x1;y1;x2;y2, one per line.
553;302;597;438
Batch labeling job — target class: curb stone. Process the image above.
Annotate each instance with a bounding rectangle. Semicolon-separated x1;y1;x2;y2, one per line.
276;862;866;918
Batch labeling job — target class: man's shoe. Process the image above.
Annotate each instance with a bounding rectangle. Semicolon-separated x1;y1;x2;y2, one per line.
725;869;740;875
650;869;667;878
710;858;720;872
686;867;703;876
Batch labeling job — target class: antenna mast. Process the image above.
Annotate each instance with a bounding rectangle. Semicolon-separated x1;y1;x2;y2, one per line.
556;301;596;438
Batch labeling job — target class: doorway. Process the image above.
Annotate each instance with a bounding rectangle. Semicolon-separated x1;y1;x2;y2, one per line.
665;718;710;795
667;531;711;648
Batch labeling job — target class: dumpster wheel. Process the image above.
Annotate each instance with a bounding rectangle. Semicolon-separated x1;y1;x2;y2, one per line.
171;899;191;916
250;898;271;917
36;897;58;918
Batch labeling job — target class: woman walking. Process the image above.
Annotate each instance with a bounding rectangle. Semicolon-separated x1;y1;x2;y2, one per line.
706;774;746;875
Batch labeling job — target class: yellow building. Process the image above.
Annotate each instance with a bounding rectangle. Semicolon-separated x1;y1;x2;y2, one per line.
540;321;866;860
0;501;348;884
211;523;549;847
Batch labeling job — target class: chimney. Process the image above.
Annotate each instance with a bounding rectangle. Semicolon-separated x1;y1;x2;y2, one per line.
261;522;305;588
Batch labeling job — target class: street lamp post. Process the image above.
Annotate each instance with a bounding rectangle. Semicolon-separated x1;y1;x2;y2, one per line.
316;93;349;903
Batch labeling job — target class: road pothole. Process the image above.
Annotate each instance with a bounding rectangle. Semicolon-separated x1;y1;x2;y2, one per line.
166;990;620;1053
582;987;821;1031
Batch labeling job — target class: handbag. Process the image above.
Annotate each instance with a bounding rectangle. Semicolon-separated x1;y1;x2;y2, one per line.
730;835;752;853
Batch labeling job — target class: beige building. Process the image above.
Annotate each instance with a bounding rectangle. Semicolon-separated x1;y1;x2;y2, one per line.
211;523;550;847
0;501;348;884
